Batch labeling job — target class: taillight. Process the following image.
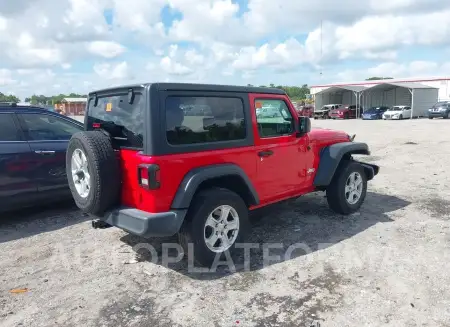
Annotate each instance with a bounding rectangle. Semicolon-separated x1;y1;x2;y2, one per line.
138;164;160;189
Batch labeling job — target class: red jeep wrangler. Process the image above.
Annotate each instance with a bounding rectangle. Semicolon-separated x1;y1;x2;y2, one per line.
66;83;379;266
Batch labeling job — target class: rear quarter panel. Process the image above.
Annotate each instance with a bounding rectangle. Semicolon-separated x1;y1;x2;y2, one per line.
121;147;257;213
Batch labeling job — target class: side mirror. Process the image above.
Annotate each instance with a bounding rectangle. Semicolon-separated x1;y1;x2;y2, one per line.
297;116;311;136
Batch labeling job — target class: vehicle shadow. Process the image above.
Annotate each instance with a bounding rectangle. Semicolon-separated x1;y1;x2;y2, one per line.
120;191;411;280
0;200;89;243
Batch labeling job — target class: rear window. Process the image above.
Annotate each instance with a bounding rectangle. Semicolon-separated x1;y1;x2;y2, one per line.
87;93;144;149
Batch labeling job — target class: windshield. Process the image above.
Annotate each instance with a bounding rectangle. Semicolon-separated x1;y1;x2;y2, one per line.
86;93;144;149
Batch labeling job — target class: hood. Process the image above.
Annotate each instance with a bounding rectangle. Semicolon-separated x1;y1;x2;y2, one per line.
385;110;402;114
364;110;379;114
309;127;349;147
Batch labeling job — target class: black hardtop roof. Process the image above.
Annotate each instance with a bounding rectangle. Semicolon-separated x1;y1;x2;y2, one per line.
88;82;286;96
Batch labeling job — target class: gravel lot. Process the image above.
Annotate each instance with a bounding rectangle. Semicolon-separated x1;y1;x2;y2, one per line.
2;119;450;327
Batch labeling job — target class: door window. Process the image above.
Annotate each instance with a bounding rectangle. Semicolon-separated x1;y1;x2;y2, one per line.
0;113;22;142
19;113;82;141
255;99;294;138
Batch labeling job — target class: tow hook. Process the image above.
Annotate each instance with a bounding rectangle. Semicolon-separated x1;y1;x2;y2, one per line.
92;219;111;229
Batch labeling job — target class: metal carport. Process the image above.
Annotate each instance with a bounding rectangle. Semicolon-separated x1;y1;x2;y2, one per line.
313;85;367;118
364;82;439;118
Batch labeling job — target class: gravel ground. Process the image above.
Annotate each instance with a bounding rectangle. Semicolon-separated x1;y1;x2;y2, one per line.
1;118;450;327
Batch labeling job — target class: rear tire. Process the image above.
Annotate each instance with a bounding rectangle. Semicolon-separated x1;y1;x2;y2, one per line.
326;161;367;215
66;131;121;215
178;188;250;267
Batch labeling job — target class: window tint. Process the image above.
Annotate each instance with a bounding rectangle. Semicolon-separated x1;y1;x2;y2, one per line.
0;113;21;142
87;93;144;148
165;96;246;145
19;113;82;141
255;99;294;138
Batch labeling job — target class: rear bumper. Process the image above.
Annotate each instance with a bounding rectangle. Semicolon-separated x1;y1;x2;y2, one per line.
99;207;187;238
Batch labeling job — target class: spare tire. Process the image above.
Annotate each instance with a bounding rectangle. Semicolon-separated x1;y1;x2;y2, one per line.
66;131;121;215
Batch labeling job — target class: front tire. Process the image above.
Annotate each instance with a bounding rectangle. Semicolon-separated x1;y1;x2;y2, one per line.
326;161;367;215
178;188;250;267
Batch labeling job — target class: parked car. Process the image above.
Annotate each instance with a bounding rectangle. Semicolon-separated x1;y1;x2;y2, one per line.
428;101;450;119
0;104;84;212
382;106;412;120
256;105;281;118
362;106;389;120
329;104;363;119
66;83;379;266
297;105;314;117
313;104;344;119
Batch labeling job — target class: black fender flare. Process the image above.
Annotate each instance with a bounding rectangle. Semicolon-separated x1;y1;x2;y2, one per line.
171;163;259;209
313;142;370;186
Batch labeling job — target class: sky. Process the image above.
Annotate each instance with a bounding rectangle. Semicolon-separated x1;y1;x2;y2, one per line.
1;0;450;100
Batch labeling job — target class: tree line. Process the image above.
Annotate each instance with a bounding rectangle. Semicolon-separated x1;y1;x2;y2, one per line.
247;84;311;101
24;93;87;105
0;92;20;103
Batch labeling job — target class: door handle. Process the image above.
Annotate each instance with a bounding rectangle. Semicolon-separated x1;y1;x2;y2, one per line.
35;150;56;155
258;150;274;157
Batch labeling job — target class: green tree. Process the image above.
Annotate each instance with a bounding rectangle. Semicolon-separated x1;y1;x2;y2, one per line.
0;92;20;103
28;93;87;105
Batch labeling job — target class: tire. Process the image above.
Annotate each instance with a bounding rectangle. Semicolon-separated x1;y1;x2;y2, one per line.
326;161;367;215
444;112;450;119
178;187;250;267
344;113;349;120
399;114;403;120
66;131;121;215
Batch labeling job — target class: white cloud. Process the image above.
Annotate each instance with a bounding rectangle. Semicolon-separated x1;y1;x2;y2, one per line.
86;41;126;58
1;0;450;98
184;49;205;66
160;56;193;75
93;61;132;80
0;69;16;86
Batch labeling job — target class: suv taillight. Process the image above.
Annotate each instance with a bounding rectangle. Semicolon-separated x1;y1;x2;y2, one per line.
138;164;160;189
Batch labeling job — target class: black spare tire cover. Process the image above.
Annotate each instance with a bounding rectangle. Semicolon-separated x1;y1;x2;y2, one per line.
66;131;121;215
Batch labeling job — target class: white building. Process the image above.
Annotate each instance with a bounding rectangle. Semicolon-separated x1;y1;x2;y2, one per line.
310;76;450;117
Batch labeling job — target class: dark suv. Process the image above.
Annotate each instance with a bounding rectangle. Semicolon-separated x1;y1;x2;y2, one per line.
428;101;450;119
66;83;379;266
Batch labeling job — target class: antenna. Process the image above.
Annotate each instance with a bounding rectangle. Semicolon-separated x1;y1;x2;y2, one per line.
320;19;323;78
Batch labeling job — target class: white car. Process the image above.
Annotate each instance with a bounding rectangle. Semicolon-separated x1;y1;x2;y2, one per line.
256;106;281;118
382;106;412;120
